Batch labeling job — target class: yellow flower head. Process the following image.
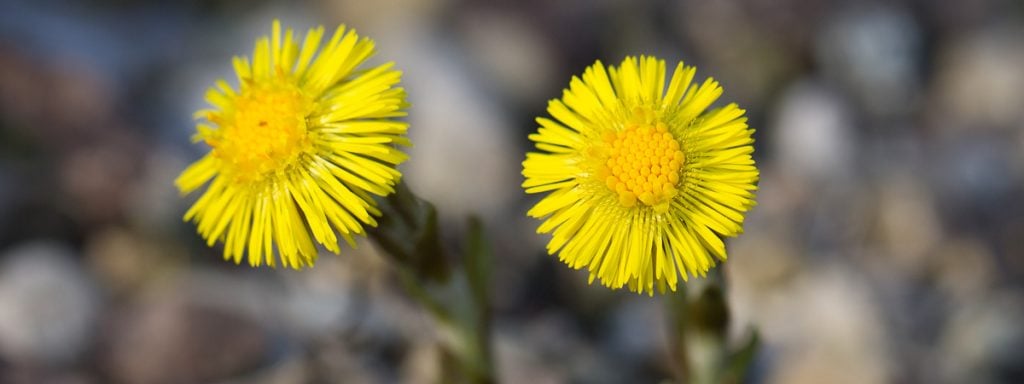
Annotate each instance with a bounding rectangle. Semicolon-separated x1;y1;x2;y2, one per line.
522;56;758;295
176;20;409;268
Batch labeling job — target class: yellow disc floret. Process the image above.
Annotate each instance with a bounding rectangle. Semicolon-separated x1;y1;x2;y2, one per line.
598;112;684;213
208;78;314;183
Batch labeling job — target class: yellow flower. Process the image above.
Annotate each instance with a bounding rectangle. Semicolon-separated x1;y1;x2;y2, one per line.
176;20;409;268
522;56;758;295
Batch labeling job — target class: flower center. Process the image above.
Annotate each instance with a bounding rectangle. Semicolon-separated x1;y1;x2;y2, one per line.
599;117;684;212
210;79;314;183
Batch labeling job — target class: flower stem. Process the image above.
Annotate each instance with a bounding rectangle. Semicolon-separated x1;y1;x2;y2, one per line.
667;268;759;384
369;183;496;383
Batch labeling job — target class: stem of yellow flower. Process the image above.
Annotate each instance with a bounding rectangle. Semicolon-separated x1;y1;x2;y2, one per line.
667;268;757;384
369;183;495;383
369;182;450;283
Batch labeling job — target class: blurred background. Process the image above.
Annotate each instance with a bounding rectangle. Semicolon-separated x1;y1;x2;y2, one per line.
1;0;1023;383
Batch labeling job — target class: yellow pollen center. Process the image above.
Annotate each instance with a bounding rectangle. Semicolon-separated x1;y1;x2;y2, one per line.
599;120;684;212
210;80;313;183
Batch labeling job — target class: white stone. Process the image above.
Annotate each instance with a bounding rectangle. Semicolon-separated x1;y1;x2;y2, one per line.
0;242;99;365
771;81;854;182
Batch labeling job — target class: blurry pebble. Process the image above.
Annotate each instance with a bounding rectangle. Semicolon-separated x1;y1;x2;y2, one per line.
933;134;1016;213
322;0;448;31
215;356;309;384
125;150;186;232
278;255;368;338
934;27;1024;130
771;80;854;182
101;292;267;384
606;298;665;362
0;369;96;384
495;330;566;384
731;265;890;384
674;0;798;106
457;9;557;103
940;292;1024;383
816;4;922;117
389;35;521;221
59;143;140;226
84;228;182;296
0;242;99;365
727;229;800;293
400;339;441;384
870;176;942;273
931;237;995;302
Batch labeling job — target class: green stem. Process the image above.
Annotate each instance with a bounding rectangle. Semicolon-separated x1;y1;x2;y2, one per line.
368;183;495;384
668;268;732;384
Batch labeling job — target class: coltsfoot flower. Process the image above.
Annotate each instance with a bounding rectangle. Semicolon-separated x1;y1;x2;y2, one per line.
523;56;758;295
176;20;409;268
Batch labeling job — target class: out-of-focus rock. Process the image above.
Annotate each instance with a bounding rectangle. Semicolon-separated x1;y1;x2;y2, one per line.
743;167;806;229
495;329;566;384
940;292;1024;383
101;292;267;384
58;140;143;227
45;65;115;131
84;227;185;297
400;339;441;384
386;34;521;221
868;176;942;274
0;46;47;126
933;27;1024;130
931;237;995;303
0;242;99;365
933;134;1016;215
495;312;624;383
674;0;799;106
731;265;890;384
727;228;801;296
278;248;390;339
349;277;431;348
999;218;1024;278
321;0;449;32
0;48;118;153
771;81;855;182
278;247;431;381
457;9;557;104
215;357;309;384
606;298;665;363
125;150;186;232
308;341;383;383
816;4;922;118
96;252;415;383
0;165;15;227
0;369;96;384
